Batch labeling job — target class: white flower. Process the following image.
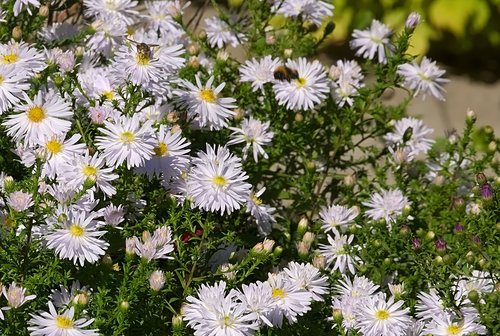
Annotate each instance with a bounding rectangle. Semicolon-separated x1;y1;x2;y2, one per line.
423;311;487;336
40;134;87;179
334;275;380;305
3;90;72;146
282;262;328;302
28;301;99;335
84;0;139;26
0;65;30;114
174;75;237;130
239;56;281;92
453;270;494;302
246;187;276;236
2;282;36;309
6;190;33;212
362;189;411;225
96;114;156;169
273;57;330;111
133;226;174;262
319;204;359;233
397;56;449;101
357;295;412;336
188;144;252;215
350;19;393;64
415;288;446;321
101;203;125;228
384;117;434;157
145;1;186;36
149;270;166;291
0;40;46;75
228;116;274;162
50;281;90;308
272;0;334;27
45;210;109;266
13;0;41;16
318;230;360;275
237;281;274;327
205;16;246;49
86;19;126;58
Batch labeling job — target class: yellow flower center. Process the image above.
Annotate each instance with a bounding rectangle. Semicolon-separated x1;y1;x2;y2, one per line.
295;77;307;87
27;106;46;123
104;0;117;10
83;165;97;177
69;224;85;237
374;309;389;320
1;53;19;64
200;88;216;103
212;175;226;187
154;142;168;156
55;316;74;329
447;325;462;335
103;91;114;100
251;195;262;205
223;315;232;327
46;139;63;154
272;288;286;300
120;131;135;144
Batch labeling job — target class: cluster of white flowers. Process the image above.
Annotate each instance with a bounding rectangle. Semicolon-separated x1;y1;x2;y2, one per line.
184;261;328;334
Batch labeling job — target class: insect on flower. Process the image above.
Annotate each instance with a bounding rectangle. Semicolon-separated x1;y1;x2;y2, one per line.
273;65;299;82
127;38;159;61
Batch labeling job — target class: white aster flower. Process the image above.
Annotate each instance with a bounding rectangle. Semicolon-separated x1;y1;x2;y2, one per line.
453;270;494;302
384;117;434;157
3;90;72;146
101;203;125;228
50;281;90;309
6;190;33;212
28;301;99;335
87;19;127;58
237;281;274;327
331;78;360;107
13;0;41;16
239;56;281;92
357;295;412;336
362;188;411;226
133;226;174;262
0;65;30;114
397;56;449;101
45;210;109;266
282;262;328;302
84;0;139;25
38;22;79;43
272;0;334;27
273;57;330;111
149;270;166;291
59;152;119;197
40;134;87;179
350;19;393;64
319;204;359;233
318;230;360;275
175;75;237;130
204;16;246;49
228;116;274;162
423;312;487;336
415;288;446;321
246;187;276;236
2;282;36;309
96;114;156;169
188;144;252;215
0;40;46;75
145;1;186;36
335;275;380;304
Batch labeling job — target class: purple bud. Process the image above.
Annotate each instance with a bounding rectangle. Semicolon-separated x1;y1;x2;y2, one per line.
405;12;421;29
453;223;464;233
412;238;421;250
435;238;447;252
480;183;494;200
471;234;481;245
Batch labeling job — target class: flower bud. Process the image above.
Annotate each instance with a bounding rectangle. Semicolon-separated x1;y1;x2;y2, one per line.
234;108;245;121
372;239;382;247
220;263;236;280
119;300;129;311
38;5;49;17
466;108;476;122
452;197;465;209
188;56;200;68
273;246;283;258
425;231;435;240
475;172;487;186
434;238;447;254
405;12;421;29
294;112;304;122
149;270;166;291
172;314;183;330
332;308;343;320
283;49;293;58
453;223;464;233
480;183;494;200
470;234;481;246
466;251;475;263
411;238;421;250
312;255;326;269
343;173;356;186
73;292;90;306
216;50;229;61
12;26;23;40
297;241;310;258
262;239;275;252
478;258;487;269
468;290;480;303
434;256;443;264
125;237;135;255
447;129;459;144
102;254;113;266
228;0;244;8
266;34;276;45
488;141;497;152
399;224;410;236
297;217;308;237
432;175;445;186
302;232;315;246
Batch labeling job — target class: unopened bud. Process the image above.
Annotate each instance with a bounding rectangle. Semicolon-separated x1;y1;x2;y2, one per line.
432;175;445;186
73;292;90;306
478;258;487;269
120;300;129;311
149;270;166;291
312;255;326;269
220;263;236;280
198;31;206;39
475;172;487;186
332;308;343;320
466;108;476;122
435;238;447;254
102;254;113;266
262;239;275;252
172;314;183;329
188;56;200;68
447;129;459;144
234;108;245;121
343;173;356;186
187;43;199;55
468;290;480;303
38;5;49;17
302;232;315;246
283;49;293;58
266;35;276;45
480;183;494;200
488;141;497;152
12;26;22;40
453;223;464;233
434;256;443;264
297;217;308;237
125;237;135;255
466;251;475;263
216;50;229;61
425;231;435;240
405;12;421;29
297;241;310;258
273;246;283;258
294;113;304;122
412;237;421;250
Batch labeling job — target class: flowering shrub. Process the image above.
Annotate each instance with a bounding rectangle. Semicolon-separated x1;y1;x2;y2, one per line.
0;1;498;336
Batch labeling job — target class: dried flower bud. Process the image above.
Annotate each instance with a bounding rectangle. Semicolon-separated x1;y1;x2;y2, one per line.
12;26;23;40
187;43;199;55
475;172;487;186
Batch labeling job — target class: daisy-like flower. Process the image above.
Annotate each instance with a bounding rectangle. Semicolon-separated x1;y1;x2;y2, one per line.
318;230;360;274
45;210;109;266
362;188;411;226
384;117;434;157
40;134;87;179
2;282;36;309
273;57;330;111
175;75;237;130
188;144;252;215
282;262;328;302
95;114;156;169
319;204;359;233
331;79;360;107
136;124;190;179
86;19;127;58
239;56;281;92
246;187;276;236
228;117;274;162
272;0;334;27
6;190;33;212
84;0;139;25
112;42;163;87
50;281;90;308
357;295;412;336
0;40;46;75
13;0;41;16
28;301;99;335
204;16;246;49
334;275;380;304
145;1;186;36
3;90;72;146
423;311;487;336
453;270;494;302
38;22;79;43
329;59;364;107
265;272;313;327
415;288;446;321
397;56;449;101
237;281;274;327
101;203;125;228
350;19;393;64
0;65;30;114
133;226;174;262
59;151;119;197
